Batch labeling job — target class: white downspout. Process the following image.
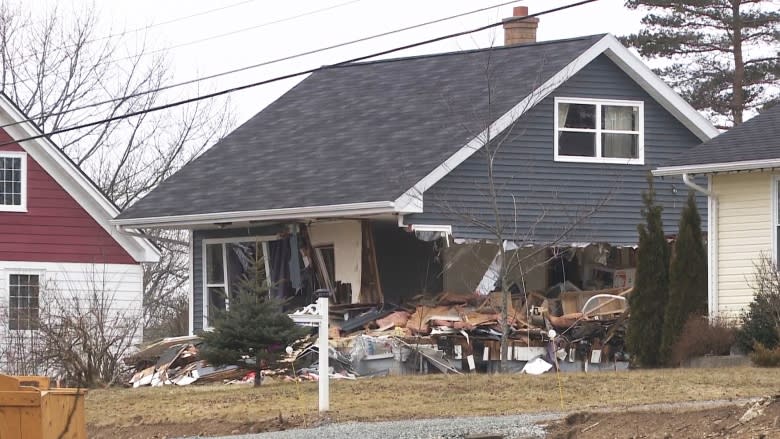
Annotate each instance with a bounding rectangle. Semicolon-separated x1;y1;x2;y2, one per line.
682;173;718;317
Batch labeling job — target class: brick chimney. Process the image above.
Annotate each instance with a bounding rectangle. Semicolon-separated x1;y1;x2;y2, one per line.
503;6;539;46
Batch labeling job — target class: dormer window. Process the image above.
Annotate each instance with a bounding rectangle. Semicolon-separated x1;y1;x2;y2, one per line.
0;152;26;212
554;98;644;165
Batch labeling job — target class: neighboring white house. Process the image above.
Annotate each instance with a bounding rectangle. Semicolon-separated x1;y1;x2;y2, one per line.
654;105;780;317
0;92;159;369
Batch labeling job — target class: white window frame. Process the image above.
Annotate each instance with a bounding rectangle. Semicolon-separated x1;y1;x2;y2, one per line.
0;151;27;212
201;235;276;330
553;97;645;165
4;269;45;332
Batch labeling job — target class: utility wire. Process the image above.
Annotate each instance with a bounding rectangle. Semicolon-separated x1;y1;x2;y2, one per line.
105;0;364;66
6;0;362;80
2;0;263;66
0;0;599;148
1;0;520;129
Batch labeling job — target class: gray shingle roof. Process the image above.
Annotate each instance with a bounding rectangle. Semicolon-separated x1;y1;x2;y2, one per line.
662;104;780;167
117;35;605;221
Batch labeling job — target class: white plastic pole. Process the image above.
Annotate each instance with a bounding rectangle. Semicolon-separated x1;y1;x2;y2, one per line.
317;289;330;412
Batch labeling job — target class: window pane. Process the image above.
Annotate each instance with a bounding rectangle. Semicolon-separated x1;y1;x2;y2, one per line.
208;287;227;320
559;103;596;129
602;133;639;158
227;241;262;295
8;274;40;330
558;131;596;157
0;156;22;206
206;244;224;284
602;105;638;131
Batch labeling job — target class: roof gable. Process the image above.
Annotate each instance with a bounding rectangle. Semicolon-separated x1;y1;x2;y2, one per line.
115;34;716;227
0;93;160;263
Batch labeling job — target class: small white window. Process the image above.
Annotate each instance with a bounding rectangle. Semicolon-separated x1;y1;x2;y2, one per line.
8;273;40;330
554;98;644;164
0;152;27;212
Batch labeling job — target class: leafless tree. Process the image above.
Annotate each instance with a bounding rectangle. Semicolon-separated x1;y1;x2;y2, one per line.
0;267;142;387
0;2;236;337
429;48;615;371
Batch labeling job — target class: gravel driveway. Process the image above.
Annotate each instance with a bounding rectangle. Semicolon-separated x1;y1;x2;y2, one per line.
197;413;564;439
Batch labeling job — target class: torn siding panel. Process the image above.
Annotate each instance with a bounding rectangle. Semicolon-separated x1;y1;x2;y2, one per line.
405;55;705;245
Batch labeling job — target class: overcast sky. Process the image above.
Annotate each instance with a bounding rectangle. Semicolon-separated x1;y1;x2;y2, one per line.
31;0;645;125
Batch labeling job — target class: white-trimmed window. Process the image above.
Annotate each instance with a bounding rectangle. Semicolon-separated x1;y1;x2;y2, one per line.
203;237;274;328
0;152;26;212
554;98;644;164
8;273;40;330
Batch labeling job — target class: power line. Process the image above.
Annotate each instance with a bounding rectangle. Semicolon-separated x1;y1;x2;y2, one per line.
6;0;362;80
1;0;521;129
2;0;262;66
0;0;599;148
105;0;364;65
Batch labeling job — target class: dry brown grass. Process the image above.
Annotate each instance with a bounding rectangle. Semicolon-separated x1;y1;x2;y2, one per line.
86;367;780;430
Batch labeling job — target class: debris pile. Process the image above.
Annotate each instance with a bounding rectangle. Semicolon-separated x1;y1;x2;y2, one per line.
126;336;246;387
125;284;630;387
318;283;631;375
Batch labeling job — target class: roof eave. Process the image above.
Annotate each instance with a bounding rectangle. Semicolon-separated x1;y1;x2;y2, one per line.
112;201;399;229
653;158;780;176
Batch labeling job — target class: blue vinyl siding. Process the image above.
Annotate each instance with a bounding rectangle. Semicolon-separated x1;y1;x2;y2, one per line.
405;54;706;245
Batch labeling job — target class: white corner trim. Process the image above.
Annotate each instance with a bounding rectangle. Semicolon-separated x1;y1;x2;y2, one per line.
394;34;717;210
654;158;780;177
113;201;398;228
0;96;160;263
707;174;718;317
188;230;195;336
772;176;780;267
0;151;27;212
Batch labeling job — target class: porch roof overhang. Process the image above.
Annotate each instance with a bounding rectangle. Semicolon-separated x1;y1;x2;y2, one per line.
653;158;780;177
110;201;399;229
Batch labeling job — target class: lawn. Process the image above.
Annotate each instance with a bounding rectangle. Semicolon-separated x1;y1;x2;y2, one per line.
85;367;780;438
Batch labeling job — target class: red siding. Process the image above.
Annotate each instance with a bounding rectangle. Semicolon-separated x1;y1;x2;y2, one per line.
0;130;135;264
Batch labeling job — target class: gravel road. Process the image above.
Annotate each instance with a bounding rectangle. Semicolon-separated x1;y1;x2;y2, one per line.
198;413;563;439
185;398;757;439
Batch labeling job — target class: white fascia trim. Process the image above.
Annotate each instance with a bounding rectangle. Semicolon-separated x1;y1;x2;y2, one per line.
600;35;718;142
410;224;453;234
112;201;398;228
653;158;780;177
394;36;611;211
393;34;718;210
0;97;160;263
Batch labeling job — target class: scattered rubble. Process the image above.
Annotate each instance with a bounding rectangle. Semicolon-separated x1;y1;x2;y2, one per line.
125;284;630;387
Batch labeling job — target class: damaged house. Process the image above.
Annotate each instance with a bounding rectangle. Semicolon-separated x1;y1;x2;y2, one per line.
113;9;717;342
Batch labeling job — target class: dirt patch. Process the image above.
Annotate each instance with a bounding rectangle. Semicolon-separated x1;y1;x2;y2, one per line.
545;396;780;439
84;368;780;438
88;412;326;439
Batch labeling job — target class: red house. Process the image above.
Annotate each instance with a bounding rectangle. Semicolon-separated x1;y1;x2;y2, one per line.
0;92;158;357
